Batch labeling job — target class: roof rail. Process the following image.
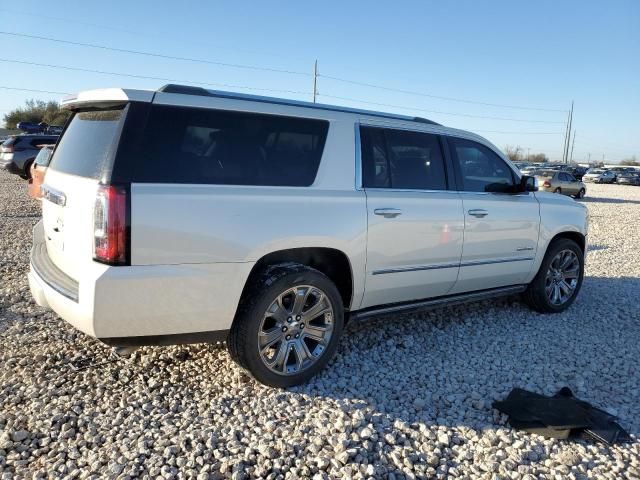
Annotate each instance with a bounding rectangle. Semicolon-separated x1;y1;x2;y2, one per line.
157;84;440;125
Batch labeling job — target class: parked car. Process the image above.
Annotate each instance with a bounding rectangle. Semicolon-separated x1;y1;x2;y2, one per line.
616;171;640;186
606;166;635;174
582;169;616;183
534;170;586;198
561;165;587;180
29;85;588;387
27;145;54;199
16;122;64;135
0;134;58;179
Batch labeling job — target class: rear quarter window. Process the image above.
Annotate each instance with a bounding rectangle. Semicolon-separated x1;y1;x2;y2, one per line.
49;107;126;179
123;105;329;186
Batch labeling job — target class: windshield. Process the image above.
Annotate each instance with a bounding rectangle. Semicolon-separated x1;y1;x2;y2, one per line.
49;106;126;179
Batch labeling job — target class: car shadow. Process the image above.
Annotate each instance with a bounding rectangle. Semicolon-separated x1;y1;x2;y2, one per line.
580;196;640;205
294;275;640;430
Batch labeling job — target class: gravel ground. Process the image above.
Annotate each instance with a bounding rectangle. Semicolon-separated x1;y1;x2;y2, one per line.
1;169;639;479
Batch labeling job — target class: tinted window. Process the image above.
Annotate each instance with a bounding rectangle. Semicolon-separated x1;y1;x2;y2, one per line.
449;137;515;192
129;106;328;186
50;108;125;179
360;126;447;190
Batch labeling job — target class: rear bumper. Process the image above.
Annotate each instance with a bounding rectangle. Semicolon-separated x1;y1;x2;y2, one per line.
29;220;253;344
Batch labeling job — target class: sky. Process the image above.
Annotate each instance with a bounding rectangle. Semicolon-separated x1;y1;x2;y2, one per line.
0;0;638;163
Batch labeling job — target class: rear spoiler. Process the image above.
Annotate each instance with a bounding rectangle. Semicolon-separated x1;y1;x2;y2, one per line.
62;88;154;110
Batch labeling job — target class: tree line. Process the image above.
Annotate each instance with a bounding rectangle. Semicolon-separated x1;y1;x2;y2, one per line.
3;99;71;129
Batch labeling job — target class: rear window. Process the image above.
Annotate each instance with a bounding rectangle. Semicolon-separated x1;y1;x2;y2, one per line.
126;105;329;186
49;107;125;179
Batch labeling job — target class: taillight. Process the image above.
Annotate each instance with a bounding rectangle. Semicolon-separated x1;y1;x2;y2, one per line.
543;181;551;187
94;185;129;265
1;146;14;153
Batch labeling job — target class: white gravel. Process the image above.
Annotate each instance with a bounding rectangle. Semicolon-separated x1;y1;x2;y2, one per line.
1;169;639;479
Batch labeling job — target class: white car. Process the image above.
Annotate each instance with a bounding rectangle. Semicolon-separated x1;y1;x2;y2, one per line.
29;85;589;386
582;169;616;183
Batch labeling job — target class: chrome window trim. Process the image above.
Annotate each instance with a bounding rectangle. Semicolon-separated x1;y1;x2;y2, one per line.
372;256;535;275
354;122;363;191
364;187;457;195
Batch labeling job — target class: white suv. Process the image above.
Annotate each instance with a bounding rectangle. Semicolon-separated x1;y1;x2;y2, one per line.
29;85;588;387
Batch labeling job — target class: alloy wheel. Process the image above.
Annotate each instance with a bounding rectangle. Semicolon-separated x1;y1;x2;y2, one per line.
545;249;580;305
257;285;334;375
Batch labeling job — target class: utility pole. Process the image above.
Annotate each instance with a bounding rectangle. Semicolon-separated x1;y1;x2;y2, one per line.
563;101;574;164
588;153;591;164
527;147;530;161
562;106;570;163
313;59;318;103
570;130;576;163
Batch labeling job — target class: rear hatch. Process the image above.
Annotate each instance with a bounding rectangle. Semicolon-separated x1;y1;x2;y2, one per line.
42;107;127;280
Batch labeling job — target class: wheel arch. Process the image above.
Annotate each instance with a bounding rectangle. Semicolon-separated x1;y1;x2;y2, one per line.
550;230;586;254
237;247;354;312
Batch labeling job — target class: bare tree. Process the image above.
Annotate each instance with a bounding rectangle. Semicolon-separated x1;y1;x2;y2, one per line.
504;145;523;162
620;156;639;166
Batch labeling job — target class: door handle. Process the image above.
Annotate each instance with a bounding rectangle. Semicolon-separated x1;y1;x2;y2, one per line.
468;209;488;218
374;208;402;218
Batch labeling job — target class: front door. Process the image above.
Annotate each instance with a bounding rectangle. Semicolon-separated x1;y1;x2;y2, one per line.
446;136;540;294
359;126;464;308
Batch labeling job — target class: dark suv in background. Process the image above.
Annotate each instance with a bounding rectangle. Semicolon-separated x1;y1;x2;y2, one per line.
0;135;58;179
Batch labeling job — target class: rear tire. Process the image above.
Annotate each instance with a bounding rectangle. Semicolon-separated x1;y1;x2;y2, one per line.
554;187;562;194
523;238;584;313
228;264;344;387
21;160;34;180
575;188;585;199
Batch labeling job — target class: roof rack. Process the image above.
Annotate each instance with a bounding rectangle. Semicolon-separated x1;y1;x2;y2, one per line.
157;84;440;126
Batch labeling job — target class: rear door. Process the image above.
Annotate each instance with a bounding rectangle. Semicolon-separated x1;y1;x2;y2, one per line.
360;125;464;308
562;172;579;195
446;136;540;294
41;107;127;279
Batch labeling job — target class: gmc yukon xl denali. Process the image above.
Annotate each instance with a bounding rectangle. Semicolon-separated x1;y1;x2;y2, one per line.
29;85;588;387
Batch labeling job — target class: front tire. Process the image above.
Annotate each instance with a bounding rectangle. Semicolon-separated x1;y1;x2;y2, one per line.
523;238;584;313
228;264;344;387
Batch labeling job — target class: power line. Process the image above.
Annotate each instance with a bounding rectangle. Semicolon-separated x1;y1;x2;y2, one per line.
0;31;311;77
0;86;71;95
319;73;568;113
0;58;310;96
0;8;138;34
318;93;566;124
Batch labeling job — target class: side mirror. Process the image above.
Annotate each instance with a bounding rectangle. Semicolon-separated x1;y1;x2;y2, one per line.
520;175;538;192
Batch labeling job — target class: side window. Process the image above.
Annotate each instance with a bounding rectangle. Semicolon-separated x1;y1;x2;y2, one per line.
360;127;390;188
449;137;515;193
132;106;329;186
360;126;447;190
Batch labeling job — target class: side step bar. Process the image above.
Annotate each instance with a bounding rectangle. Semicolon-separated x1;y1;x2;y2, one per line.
350;285;527;321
